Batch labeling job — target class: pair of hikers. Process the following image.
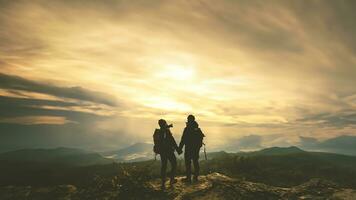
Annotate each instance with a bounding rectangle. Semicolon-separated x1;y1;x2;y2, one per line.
153;115;205;189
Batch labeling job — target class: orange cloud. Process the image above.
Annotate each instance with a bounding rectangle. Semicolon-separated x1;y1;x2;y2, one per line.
0;116;75;125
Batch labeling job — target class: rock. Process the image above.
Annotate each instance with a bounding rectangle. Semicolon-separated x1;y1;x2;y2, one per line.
149;173;356;200
284;178;339;200
332;189;356;200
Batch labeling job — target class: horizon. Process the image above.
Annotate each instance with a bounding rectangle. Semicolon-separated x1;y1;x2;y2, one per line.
0;143;323;156
1;0;356;153
1;135;356;157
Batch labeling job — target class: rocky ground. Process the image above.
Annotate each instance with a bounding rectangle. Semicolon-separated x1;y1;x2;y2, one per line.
149;173;356;200
1;173;356;200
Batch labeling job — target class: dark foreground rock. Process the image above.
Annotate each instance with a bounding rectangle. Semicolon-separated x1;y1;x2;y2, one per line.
149;173;356;200
1;173;356;200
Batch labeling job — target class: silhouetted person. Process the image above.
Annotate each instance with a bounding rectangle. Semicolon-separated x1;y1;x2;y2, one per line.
179;115;205;183
153;119;182;190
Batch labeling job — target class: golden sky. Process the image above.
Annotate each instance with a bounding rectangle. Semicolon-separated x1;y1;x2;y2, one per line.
0;0;356;151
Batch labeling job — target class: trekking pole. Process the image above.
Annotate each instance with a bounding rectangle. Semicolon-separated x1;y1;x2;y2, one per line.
203;143;207;161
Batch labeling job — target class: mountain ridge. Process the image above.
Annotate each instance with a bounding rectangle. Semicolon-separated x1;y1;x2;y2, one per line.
300;135;356;156
0;147;112;166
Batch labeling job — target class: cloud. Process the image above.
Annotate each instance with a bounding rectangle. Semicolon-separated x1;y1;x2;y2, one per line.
0;73;118;106
296;110;356;128
0;94;113;124
0;123;132;153
0;74;136;152
0;116;74;125
225;135;262;152
0;0;356;151
238;135;262;149
299;136;318;149
0;73;120;125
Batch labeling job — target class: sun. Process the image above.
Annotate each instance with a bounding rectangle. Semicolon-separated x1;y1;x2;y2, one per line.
157;64;195;81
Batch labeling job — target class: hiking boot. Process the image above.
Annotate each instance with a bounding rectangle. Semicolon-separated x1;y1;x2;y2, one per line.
170;178;177;185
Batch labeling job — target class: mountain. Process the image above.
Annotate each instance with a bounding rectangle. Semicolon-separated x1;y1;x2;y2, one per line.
206;151;231;159
300;135;356;156
208;146;306;158
247;146;305;156
102;143;154;162
204;147;356;188
0;147;113;166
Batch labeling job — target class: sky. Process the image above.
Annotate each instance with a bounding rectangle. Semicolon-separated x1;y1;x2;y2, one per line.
0;0;356;152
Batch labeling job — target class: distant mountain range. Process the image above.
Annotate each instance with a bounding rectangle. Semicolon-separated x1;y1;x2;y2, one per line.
2;135;356;167
300;135;356;155
242;146;305;156
206;146;305;159
2;145;356;190
0;147;113;166
204;146;356;188
100;137;356;162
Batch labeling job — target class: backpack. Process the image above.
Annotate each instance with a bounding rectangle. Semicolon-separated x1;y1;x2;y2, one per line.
153;129;161;154
192;128;205;148
186;128;205;148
